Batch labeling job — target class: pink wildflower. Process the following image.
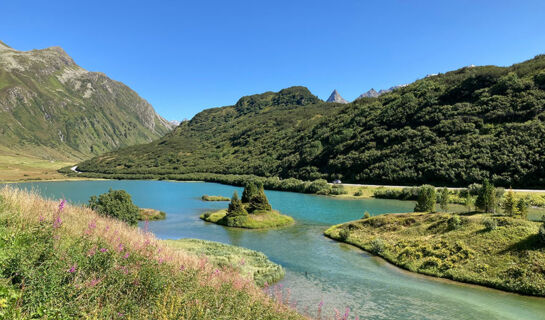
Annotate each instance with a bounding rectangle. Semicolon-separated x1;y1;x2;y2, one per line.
343;307;350;320
99;248;108;253
88;278;101;287
124;252;130;259
68;264;77;273
53;215;63;229
58;199;66;212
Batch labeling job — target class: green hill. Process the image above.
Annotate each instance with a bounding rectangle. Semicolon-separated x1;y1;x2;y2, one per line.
0;40;173;161
77;55;545;188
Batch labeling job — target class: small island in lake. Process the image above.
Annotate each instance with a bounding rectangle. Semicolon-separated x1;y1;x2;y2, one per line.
138;208;166;220
200;182;294;229
201;195;230;201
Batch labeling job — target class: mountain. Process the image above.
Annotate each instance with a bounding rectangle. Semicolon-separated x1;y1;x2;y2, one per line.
357;85;407;100
326;89;348;104
0;41;174;161
358;88;379;98
77;55;545;188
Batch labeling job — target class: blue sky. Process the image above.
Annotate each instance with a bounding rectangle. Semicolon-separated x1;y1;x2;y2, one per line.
1;0;545;120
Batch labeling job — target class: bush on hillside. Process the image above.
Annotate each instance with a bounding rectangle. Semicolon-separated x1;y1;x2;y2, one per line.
414;185;436;212
482;217;498;231
88;189;139;226
539;223;545;245
447;215;462;230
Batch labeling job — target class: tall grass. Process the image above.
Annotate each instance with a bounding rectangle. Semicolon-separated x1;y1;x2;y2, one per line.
0;186;303;319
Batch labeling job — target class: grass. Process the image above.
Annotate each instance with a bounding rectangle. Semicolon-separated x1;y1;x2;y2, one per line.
325;211;545;297
138;208;166;220
0;186;302;319
330;185;398;199
0;150;75;182
165;239;285;287
201;209;295;229
201;195;230;201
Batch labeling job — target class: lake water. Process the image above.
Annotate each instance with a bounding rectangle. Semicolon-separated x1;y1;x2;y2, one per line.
8;180;545;319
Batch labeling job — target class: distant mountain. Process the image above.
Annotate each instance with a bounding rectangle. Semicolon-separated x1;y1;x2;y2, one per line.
358;88;379;98
326;89;348;104
357;85;406;100
0;41;174;160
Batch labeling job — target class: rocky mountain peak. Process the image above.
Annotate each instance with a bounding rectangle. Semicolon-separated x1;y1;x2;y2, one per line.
358;88;379;99
326;89;349;104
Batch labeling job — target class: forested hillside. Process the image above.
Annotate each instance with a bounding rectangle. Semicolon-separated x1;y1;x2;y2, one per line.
0;41;173;161
77;55;545;188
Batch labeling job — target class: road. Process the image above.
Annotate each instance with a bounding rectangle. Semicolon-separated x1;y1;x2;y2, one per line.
333;183;545;193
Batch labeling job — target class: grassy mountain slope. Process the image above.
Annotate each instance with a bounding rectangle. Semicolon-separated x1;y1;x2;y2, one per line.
0;40;173;161
0;187;300;319
78;55;545;188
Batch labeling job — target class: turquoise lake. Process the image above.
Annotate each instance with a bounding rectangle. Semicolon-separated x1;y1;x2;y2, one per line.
8;180;545;319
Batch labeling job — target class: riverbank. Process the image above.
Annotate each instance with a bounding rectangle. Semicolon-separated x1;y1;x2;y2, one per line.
0;186;301;319
57;170;545;203
325;212;545;297
165;239;285;286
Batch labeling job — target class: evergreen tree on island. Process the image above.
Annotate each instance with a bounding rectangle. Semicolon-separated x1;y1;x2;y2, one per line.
227;191;247;216
241;181;272;213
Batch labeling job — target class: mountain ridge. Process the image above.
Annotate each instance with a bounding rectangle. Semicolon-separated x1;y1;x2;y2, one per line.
76;54;545;188
0;41;174;161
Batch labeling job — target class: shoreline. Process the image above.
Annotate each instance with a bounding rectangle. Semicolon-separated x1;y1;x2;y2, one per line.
328;237;545;301
324;212;545;298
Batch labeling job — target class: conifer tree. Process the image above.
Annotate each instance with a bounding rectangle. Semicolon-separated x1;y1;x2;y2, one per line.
516;198;528;219
440;187;449;212
248;182;272;213
502;189;516;216
476;179;496;213
227;191;247;216
414;185;436;212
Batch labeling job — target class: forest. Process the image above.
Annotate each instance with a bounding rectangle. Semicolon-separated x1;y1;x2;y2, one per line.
76;55;545;188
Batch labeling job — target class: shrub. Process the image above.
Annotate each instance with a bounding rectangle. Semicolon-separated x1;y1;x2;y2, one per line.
439;187;449;212
354;190;363;196
329;185;347;195
420;257;442;270
369;238;385;254
482;217;498;231
539;223;545;245
227;191;248;216
447;215;461;230
467;183;482;196
414;185;436;212
516;198;529;219
338;228;349;241
363;211;371;219
88;189;139;226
